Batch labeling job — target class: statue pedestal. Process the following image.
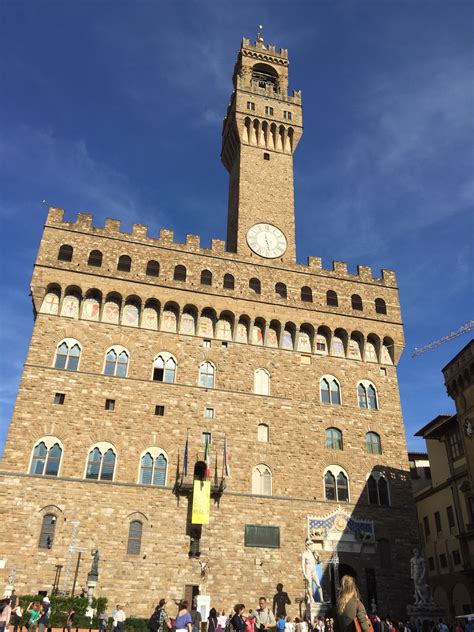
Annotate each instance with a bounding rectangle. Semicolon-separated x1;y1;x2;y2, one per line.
196;595;211;621
407;604;445;629
3;584;14;598
307;602;329;621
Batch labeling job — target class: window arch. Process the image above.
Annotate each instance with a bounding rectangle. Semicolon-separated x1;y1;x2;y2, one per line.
320;375;341;405
139;449;168;486
375;298;387;315
39;513;57;549
326;428;343;450
368;473;390;506
54;339;81;371
366;432;382;455
117;254;131;272
249;278;261;294
223;273;235;290
30;438;63;476
40;288;60;315
85;443;116;481
88;250;102;267
327;290;338;307
146;260;160;277
174;265;187;282
275;282;287;299
252;464;272;496
152;353;177;383
351;294;363;311
258;423;269;442
104;346;129;377
58;244;73;262
324;466;350;502
301;286;313;302
127;520;143;555
358;381;378;409
254;368;270;395
201;270;212;286
199;361;215;388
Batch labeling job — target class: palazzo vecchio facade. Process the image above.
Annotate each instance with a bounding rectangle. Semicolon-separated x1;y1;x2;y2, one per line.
1;34;418;616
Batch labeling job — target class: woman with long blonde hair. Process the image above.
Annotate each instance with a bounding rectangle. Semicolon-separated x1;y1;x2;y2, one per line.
337;575;371;632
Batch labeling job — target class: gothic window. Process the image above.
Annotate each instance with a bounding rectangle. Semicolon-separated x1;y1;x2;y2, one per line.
127;520;143;555
252;464;272;496
86;445;116;481
351;294;363;311
39;514;57;549
30;439;62;476
174;265;187;282
258;423;269;442
152;353;177;384
201;270;212;286
320;376;341;405
337;472;349;501
326;428;343;450
275;282;287;298
199;361;215;388
324;471;336;500
88;250;102;267
104;347;129;377
324;466;350;502
367;473;390;506
146;260;160;277
447;429;464;460
375;298;387;315
249;278;261;294
358;382;378;409
140;450;167;486
117;255;131;272
301;286;313;302
326;290;338;307
58;244;73;262
54;339;81;371
223;274;234;289
366;432;382;455
254;368;270;395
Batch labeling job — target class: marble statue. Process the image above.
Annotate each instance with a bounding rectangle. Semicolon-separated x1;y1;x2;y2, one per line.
198;558;210;593
410;549;434;606
302;539;324;604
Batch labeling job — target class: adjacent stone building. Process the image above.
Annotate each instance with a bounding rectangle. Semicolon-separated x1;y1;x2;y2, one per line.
0;33;418;617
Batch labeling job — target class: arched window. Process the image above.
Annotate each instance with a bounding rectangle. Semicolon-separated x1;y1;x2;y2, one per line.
152;354;177;383
127;520;143;555
223;274;235;290
249;278;261;294
117;255;131;272
146;260;160;277
275;282;287;299
324;466;350;502
351;294;363;311
88;250;102;267
201;270;212;286
199;362;215;388
320;376;341;405
366;432;382;455
359;381;379;409
375;298;387;315
368;475;379;504
368;472;390;506
174;265;187;281
327;290;338;307
30;439;63;476
86;445;116;481
58;244;73;262
254;368;270;395
301;286;312;302
104;347;129;377
39;514;57;549
252;464;272;496
258;423;269;442
326;428;343;450
54;339;81;371
140;451;167;486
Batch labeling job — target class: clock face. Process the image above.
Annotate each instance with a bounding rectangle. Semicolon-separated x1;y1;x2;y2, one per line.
246;223;287;258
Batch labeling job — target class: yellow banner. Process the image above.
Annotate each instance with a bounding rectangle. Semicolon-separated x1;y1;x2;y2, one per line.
192;480;211;524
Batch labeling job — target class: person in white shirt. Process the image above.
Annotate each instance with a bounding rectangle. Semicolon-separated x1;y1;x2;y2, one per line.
113;605;126;632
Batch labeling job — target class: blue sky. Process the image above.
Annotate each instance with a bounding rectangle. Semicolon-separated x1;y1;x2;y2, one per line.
0;0;473;455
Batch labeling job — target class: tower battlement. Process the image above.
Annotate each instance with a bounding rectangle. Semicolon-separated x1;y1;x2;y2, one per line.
241;36;289;61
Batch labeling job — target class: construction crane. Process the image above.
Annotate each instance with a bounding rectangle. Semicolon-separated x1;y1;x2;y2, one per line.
412;320;474;358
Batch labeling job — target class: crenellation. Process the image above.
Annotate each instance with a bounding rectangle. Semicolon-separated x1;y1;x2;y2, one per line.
76;212;93;228
132;223;148;238
333;261;348;275
307;256;322;270
357;265;373;281
46;207;65;224
185;234;201;250
159;228;174;243
104;218;121;233
381;269;397;287
211;238;226;253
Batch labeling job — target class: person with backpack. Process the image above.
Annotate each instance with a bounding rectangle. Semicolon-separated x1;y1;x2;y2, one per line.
230;605;246;632
148;600;172;632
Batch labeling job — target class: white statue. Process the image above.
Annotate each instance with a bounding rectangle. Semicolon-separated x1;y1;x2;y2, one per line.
410;549;434;606
197;558;210;593
302;539;324;604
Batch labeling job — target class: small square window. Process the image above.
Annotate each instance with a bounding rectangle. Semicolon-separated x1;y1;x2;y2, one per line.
204;407;215;419
54;393;65;405
380;367;387;376
221;341;228;348
452;549;461;565
284;110;292;120
265;106;274;116
263;152;270;161
203;339;211;348
247;101;255;111
155;405;165;416
105;399;115;411
202;431;212;445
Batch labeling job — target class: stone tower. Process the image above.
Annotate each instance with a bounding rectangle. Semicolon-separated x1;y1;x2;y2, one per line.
222;33;302;261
